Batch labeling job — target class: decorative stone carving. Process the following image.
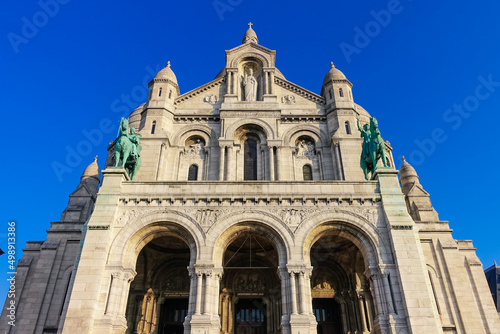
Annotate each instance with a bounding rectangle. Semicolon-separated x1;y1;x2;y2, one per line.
295;140;316;159
195;209;223;225
282;209;303;225
116;206;380;236
234;272;266;292
116;209;139;226
184;139;205;157
203;94;218;104
281;95;296;104
163;269;190;292
312;269;335;297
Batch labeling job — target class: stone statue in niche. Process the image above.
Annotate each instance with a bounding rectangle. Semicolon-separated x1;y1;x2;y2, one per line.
185;139;205;157
242;67;258;101
296;140;316;158
137;288;156;334
296;140;308;156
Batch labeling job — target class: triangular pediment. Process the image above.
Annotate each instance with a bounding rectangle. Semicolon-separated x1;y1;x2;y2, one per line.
274;76;325;105
69;183;91;197
225;42;276;69
407;183;430;197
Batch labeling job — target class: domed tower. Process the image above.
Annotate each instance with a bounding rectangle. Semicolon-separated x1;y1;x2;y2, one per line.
128;103;144;130
80;156;100;195
60;156;101;222
242;23;259;44
323;62;364;180
399;156;420;195
399;157;439;221
142;61;179;135
321;62;354;109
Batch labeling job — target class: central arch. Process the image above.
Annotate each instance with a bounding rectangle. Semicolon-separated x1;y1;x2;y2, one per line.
214;222;286;334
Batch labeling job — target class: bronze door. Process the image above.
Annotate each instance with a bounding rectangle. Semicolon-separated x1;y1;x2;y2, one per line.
158;298;188;334
235;299;266;334
313;298;342;334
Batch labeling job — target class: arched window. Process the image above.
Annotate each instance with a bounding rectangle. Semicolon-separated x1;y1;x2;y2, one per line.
339;88;344;97
244;139;257;180
303;165;313;180
151;121;156;134
345;121;351;135
159;87;162;97
169;90;172;99
329;89;333;99
188;164;198;181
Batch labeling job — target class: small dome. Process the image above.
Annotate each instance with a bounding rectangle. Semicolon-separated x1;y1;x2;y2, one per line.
128;103;144;130
155;61;177;84
399;157;419;194
354;103;371;118
81;156;100;181
323;62;347;84
242;23;258;44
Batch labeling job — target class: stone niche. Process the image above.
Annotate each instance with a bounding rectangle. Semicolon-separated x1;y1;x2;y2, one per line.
238;59;262;102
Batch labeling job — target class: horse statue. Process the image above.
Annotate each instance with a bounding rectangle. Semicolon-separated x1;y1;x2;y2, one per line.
357;116;387;180
114;117;142;180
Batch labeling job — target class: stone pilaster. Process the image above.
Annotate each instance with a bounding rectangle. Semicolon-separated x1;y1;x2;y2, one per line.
62;167;130;334
374;168;443;333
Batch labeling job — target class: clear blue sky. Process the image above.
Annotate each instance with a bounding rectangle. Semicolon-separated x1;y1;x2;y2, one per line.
1;0;499;302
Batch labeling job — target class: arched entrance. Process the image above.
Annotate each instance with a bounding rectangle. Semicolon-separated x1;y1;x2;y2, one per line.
125;235;191;334
219;228;281;334
310;233;375;333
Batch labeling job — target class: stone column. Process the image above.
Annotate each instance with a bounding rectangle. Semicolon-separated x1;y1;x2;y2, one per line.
269;71;274;94
339;298;349;333
224;68;238;102
203;272;212;315
195;272;203;315
175;149;183;180
99;268;136;333
105;271;123;316
331;141;344;180
292;151;297;180
363;291;374;332
227;146;235;181
278;268;291;334
219;145;226;180
289;271;298;315
155;142;166;180
269;145;275;181
358;293;368;333
204;148;210;180
298;271;307;314
187;267;196;316
118;271;136;317
259;146;265;180
304;268;314;316
276;146;281;180
317;150;324;180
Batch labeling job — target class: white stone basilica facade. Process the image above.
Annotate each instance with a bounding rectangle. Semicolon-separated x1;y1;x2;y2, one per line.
2;26;500;334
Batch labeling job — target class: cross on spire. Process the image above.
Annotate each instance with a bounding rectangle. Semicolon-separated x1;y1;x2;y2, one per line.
248;22;253;28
